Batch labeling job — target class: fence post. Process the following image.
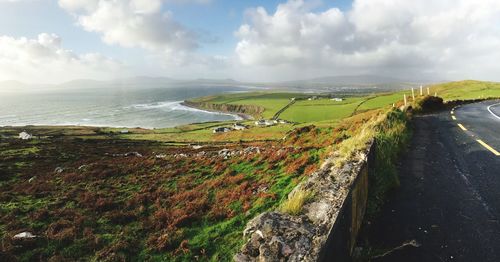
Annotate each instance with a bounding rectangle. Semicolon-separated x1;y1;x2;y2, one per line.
404;94;407;107
411;88;415;100
420;85;423;96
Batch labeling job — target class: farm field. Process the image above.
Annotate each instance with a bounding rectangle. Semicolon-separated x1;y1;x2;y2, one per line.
279;97;366;123
356;92;405;112
430;80;500;101
187;92;310;119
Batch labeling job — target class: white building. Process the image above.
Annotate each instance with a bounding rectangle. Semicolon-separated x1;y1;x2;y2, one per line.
277;119;289;124
18;131;32;140
255;120;276;126
330;98;344;102
233;123;248;130
213;127;232;133
307;96;318;101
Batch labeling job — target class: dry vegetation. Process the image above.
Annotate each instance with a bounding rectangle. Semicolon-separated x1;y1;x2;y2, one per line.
279;188;314;215
0;123;341;261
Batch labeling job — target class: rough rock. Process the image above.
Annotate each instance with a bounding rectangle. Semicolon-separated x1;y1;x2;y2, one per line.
235;141;373;261
13;232;37;239
108;152;143;157
218;149;232;159
236;212;317;261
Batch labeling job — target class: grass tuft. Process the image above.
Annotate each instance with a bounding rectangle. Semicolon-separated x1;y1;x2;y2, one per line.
279;188;314;215
333;113;384;168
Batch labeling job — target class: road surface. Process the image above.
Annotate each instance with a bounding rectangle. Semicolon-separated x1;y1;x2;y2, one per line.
360;100;500;261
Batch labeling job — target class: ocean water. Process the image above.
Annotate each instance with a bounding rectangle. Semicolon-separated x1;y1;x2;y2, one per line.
0;86;246;128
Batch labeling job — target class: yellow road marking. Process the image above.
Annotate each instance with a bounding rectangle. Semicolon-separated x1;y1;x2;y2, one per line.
477;140;500;156
458;123;467;131
452;115;457;120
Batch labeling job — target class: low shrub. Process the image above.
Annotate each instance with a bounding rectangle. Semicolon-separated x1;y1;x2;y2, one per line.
413;95;444;113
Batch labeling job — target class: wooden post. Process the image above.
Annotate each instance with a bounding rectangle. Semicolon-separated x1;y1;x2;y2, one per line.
427;87;430;95
420;85;423;96
404;94;407;107
411;88;415;100
434;92;437;97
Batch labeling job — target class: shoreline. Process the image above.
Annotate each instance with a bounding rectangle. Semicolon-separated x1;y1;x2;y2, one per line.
180;101;254;121
0;101;252;130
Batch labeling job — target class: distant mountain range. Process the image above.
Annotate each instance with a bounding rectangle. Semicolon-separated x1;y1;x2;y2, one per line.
0;75;439;93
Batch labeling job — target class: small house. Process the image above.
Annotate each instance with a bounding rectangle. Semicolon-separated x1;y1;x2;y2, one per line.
18;131;32;140
233;123;248;130
307;96;318;101
213;127;232;133
330;98;343;102
277;119;289;124
255;120;276;126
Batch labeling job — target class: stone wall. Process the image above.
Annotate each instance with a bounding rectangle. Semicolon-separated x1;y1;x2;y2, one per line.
235;141;375;262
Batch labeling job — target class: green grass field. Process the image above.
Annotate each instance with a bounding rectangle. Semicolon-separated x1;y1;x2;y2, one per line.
279;97;366;123
357;92;405;111
190;92;309;119
430;80;500;101
147;92;404;142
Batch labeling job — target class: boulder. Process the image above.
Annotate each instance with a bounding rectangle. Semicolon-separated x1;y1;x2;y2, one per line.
13;232;37;239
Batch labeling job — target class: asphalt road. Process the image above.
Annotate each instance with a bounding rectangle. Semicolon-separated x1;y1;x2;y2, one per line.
359;100;500;262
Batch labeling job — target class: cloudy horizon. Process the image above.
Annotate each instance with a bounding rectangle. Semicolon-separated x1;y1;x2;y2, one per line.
1;0;500;84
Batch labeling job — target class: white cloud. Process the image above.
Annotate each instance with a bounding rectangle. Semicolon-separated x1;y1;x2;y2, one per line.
0;33;123;83
235;0;500;81
59;0;200;63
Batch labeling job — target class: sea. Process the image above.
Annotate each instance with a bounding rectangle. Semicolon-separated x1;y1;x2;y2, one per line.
0;86;248;129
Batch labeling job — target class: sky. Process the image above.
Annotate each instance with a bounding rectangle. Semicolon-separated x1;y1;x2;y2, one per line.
1;0;500;84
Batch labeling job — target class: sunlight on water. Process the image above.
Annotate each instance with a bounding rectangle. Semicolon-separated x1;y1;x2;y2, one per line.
0;86;244;128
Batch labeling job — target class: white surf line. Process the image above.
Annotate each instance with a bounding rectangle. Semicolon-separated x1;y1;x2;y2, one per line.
487;102;500;120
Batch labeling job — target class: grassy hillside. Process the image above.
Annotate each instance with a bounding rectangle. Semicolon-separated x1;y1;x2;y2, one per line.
187;92;309;119
279;97;365;123
357;92;405;111
5;80;498;261
430;80;500;101
188;92;401;125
